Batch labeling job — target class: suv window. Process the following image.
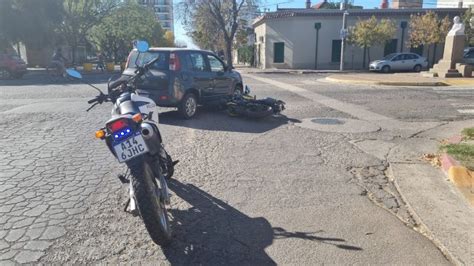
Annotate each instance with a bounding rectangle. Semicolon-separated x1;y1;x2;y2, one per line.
188;52;207;72
207;54;225;72
128;51;168;70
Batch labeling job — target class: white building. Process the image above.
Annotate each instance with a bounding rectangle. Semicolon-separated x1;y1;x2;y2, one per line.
253;8;465;69
437;0;474;8
140;0;174;32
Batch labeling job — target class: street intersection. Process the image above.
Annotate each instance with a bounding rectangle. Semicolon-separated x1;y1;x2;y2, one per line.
0;72;473;264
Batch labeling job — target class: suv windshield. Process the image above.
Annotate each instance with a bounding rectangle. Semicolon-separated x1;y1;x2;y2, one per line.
128;51;168;70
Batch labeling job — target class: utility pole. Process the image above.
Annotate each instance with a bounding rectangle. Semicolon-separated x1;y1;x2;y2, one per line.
314;23;321;69
339;0;349;71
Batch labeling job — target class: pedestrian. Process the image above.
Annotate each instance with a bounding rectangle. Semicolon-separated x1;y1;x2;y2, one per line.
96;52;105;72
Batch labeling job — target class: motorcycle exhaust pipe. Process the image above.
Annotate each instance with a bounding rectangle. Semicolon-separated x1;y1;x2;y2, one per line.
140;123;154;139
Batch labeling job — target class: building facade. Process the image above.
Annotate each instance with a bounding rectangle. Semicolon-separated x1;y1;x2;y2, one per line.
253;8;464;70
140;0;174;32
437;0;474;8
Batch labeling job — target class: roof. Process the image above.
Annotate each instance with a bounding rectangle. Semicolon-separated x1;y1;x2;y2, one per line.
312;0;329;9
253;8;466;27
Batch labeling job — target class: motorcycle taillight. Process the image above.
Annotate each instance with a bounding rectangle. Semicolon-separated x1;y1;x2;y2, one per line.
107;119;128;132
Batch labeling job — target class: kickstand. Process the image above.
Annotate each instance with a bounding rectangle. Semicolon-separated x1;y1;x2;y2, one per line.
123;198;130;212
118;168;130;184
123;198;139;216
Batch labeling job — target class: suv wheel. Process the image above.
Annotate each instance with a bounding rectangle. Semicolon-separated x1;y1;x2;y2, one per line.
178;93;197;119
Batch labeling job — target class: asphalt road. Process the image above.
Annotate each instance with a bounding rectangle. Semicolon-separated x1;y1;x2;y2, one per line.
0;72;472;264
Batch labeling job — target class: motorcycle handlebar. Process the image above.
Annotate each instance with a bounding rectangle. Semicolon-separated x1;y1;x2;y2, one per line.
88;98;98;104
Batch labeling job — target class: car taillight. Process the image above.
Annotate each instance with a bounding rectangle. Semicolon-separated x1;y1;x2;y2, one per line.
107;119;128;132
169;52;180;71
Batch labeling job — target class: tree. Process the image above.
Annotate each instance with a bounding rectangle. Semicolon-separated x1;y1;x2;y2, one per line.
463;9;473;46
348;16;396;67
408;11;451;67
88;2;165;63
0;0;63;51
186;4;225;52
164;31;175;47
60;0;119;63
180;0;257;67
317;1;362;9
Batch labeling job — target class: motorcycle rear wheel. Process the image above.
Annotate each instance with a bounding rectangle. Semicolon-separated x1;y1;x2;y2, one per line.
128;157;171;246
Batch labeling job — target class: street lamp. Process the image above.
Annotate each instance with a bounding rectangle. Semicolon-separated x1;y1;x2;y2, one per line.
340;10;349;71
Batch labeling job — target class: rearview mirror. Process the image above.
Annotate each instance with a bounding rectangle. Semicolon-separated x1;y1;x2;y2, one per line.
66;69;82;79
136;40;149;53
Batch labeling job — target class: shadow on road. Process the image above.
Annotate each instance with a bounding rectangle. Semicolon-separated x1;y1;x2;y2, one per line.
159;108;301;134
164;180;362;265
0;71;117;86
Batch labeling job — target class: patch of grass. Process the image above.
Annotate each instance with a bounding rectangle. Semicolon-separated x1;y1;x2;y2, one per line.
441;143;474;170
462;127;474;140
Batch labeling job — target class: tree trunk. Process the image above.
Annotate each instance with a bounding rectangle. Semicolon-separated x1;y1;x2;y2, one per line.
367;48;371;65
225;38;233;68
362;47;367;69
432;43;437;66
426;45;431;68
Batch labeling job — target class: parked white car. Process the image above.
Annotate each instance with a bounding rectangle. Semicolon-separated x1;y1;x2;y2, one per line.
369;53;428;73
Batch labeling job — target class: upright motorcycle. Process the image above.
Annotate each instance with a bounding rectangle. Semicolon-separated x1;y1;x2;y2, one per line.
66;41;175;246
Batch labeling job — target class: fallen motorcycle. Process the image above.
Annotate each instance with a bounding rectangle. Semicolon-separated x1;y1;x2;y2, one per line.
65;41;175;246
226;86;286;118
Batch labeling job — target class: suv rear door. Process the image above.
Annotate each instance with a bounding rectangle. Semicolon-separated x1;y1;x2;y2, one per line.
125;50;170;101
185;51;214;101
205;53;233;97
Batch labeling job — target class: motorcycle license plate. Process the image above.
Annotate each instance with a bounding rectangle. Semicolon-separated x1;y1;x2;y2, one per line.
113;132;149;163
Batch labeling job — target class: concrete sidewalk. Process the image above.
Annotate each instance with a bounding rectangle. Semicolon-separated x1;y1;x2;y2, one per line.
235;67;352;75
27;66;122;75
387;120;474;265
324;73;474;87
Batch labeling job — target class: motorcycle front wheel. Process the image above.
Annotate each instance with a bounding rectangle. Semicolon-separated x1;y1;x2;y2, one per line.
128;157;171;246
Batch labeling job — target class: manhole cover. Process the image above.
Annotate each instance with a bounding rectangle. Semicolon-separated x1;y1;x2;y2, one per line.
311;118;344;125
297;117;380;133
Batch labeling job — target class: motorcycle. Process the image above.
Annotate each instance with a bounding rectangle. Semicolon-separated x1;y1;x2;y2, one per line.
65;41;175;246
226;86;286;118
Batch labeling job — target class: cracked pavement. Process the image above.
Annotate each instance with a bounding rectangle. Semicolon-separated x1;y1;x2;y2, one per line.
0;73;472;264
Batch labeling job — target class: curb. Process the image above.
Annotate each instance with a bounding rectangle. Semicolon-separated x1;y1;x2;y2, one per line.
324;76;449;87
440;153;474;205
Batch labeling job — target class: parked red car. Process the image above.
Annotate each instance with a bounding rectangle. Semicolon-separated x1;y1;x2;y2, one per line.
0;53;27;79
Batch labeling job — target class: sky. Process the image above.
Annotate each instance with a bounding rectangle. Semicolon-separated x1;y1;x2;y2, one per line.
173;0;440;48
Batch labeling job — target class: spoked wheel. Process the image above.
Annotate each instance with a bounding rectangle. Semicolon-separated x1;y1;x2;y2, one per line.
178;93;197;119
128;157;171;246
0;68;11;79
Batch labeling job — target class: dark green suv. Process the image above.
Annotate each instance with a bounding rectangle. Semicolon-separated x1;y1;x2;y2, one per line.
123;48;243;119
